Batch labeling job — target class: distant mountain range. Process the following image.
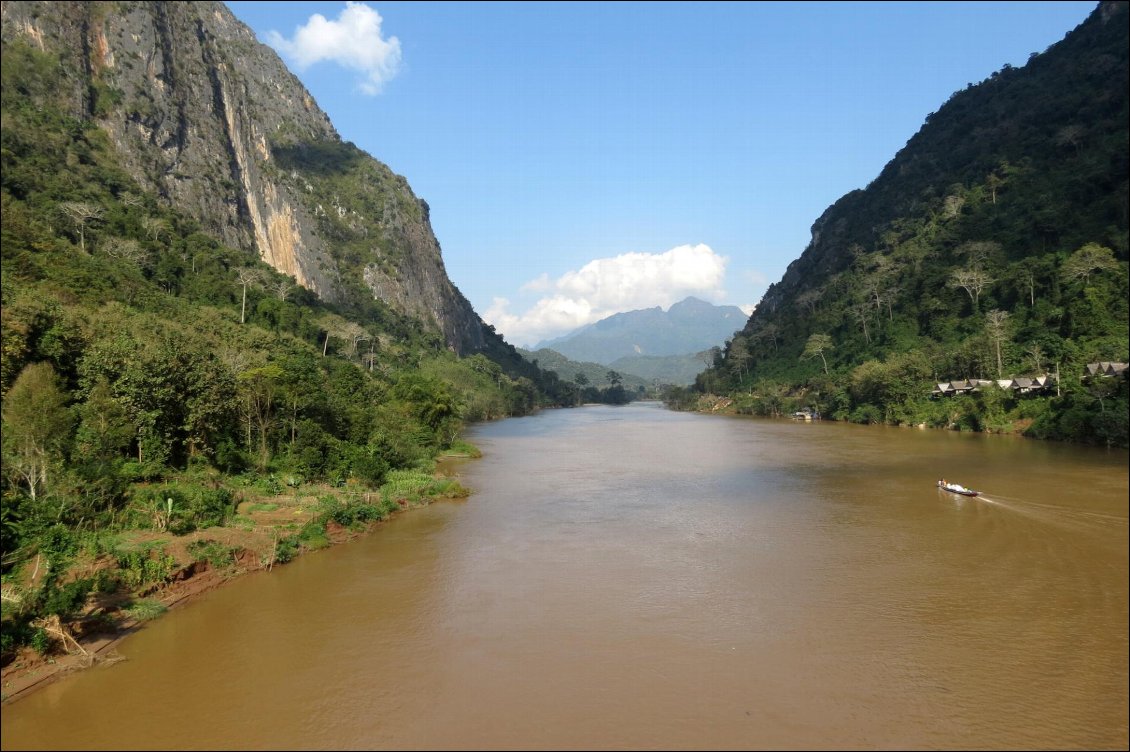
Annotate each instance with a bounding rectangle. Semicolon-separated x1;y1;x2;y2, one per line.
535;297;748;366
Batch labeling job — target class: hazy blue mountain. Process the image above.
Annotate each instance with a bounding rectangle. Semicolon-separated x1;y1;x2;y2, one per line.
535;297;747;365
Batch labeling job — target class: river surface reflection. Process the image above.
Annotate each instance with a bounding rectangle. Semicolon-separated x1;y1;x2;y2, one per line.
2;402;1127;750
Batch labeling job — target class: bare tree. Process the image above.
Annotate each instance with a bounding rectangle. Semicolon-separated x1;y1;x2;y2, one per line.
236;268;265;324
985;309;1011;378
796;288;822;315
1055;124;1084;156
851;302;872;344
218;346;253;375
320;319;353;357
119;192;145;209
699;345;722;369
142;216;169;242
985;161;1011;205
103;237;150;267
801;333;833;374
1061;243;1120;285
728;336;751;383
1016;260;1038;306
340;322;370;359
986;172;1002;205
956;240;1001;269
273;279;295;301
950;268;993;308
60;201;104;253
879;285;901;320
752;323;779;352
943;194;965;218
1026;342;1045;374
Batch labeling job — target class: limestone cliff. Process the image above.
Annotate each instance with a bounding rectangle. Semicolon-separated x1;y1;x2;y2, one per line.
0;0;486;352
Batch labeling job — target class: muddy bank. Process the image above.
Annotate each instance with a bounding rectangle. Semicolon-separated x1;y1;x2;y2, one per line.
2;514;392;706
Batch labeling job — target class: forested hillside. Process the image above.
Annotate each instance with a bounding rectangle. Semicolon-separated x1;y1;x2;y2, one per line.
518;348;650;403
0;1;577;664
681;1;1128;447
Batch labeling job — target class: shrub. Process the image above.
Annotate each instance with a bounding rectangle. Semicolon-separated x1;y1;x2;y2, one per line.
38;577;93;619
123;598;166;622
353;504;384;522
186;539;236;568
849;404;883;425
30;627;54;655
273;535;300;564
114;546;177;590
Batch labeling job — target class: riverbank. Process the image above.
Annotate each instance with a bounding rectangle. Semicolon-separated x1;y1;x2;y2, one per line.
1;460;474;707
682;390;1128;448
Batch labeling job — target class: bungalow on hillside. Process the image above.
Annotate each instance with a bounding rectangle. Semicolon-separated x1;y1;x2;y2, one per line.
1085;362;1129;379
930;374;1057;398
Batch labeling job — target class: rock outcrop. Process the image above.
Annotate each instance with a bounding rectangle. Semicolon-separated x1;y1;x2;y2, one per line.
1;0;487;352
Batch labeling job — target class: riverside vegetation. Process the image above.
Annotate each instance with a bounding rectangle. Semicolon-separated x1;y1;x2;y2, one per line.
668;2;1128;447
0;31;582;681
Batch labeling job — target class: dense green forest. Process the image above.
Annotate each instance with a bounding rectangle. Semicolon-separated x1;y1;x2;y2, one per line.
673;2;1129;448
0;39;584;660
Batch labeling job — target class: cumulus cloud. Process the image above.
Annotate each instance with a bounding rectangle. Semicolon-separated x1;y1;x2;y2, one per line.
266;2;401;95
484;244;731;347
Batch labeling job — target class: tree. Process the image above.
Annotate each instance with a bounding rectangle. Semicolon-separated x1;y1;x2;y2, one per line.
141;216;169;242
1025;342;1046;374
1;363;72;503
606;370;622;388
801;333;833;374
236;268;264;324
956;240;1001;269
119;192;146;209
796;288;822;315
699;345;723;369
237;364;283;470
74;378;134;463
59;201;104;254
1061;243;1120;285
341;322;370;360
273;279;295;301
752;323;779;352
1055;123;1084;156
756;380;788;418
950;268;993;309
851;302;872;344
103;237;149;267
986;171;1002;205
984;310;1011;378
728;336;752;383
573;372;589;387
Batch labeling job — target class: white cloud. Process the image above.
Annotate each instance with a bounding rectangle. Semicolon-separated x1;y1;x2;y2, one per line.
266;3;401;95
739;304;757;317
520;273;551;293
484;243;730;347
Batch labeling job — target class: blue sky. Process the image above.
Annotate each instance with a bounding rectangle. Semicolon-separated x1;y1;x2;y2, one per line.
225;1;1096;347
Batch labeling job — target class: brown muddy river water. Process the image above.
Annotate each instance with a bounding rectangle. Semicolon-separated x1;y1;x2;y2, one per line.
2;402;1127;750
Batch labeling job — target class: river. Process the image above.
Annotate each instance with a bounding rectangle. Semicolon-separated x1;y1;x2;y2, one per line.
2;402;1127;750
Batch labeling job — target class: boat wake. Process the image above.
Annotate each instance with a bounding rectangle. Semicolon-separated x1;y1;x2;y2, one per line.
973;493;1127;533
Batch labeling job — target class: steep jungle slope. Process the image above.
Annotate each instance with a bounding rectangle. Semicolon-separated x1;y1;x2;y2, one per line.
694;1;1128;446
0;0;572;666
0;0;497;354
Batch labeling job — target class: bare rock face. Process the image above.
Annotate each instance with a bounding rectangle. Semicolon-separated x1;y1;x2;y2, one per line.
1;0;486;353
